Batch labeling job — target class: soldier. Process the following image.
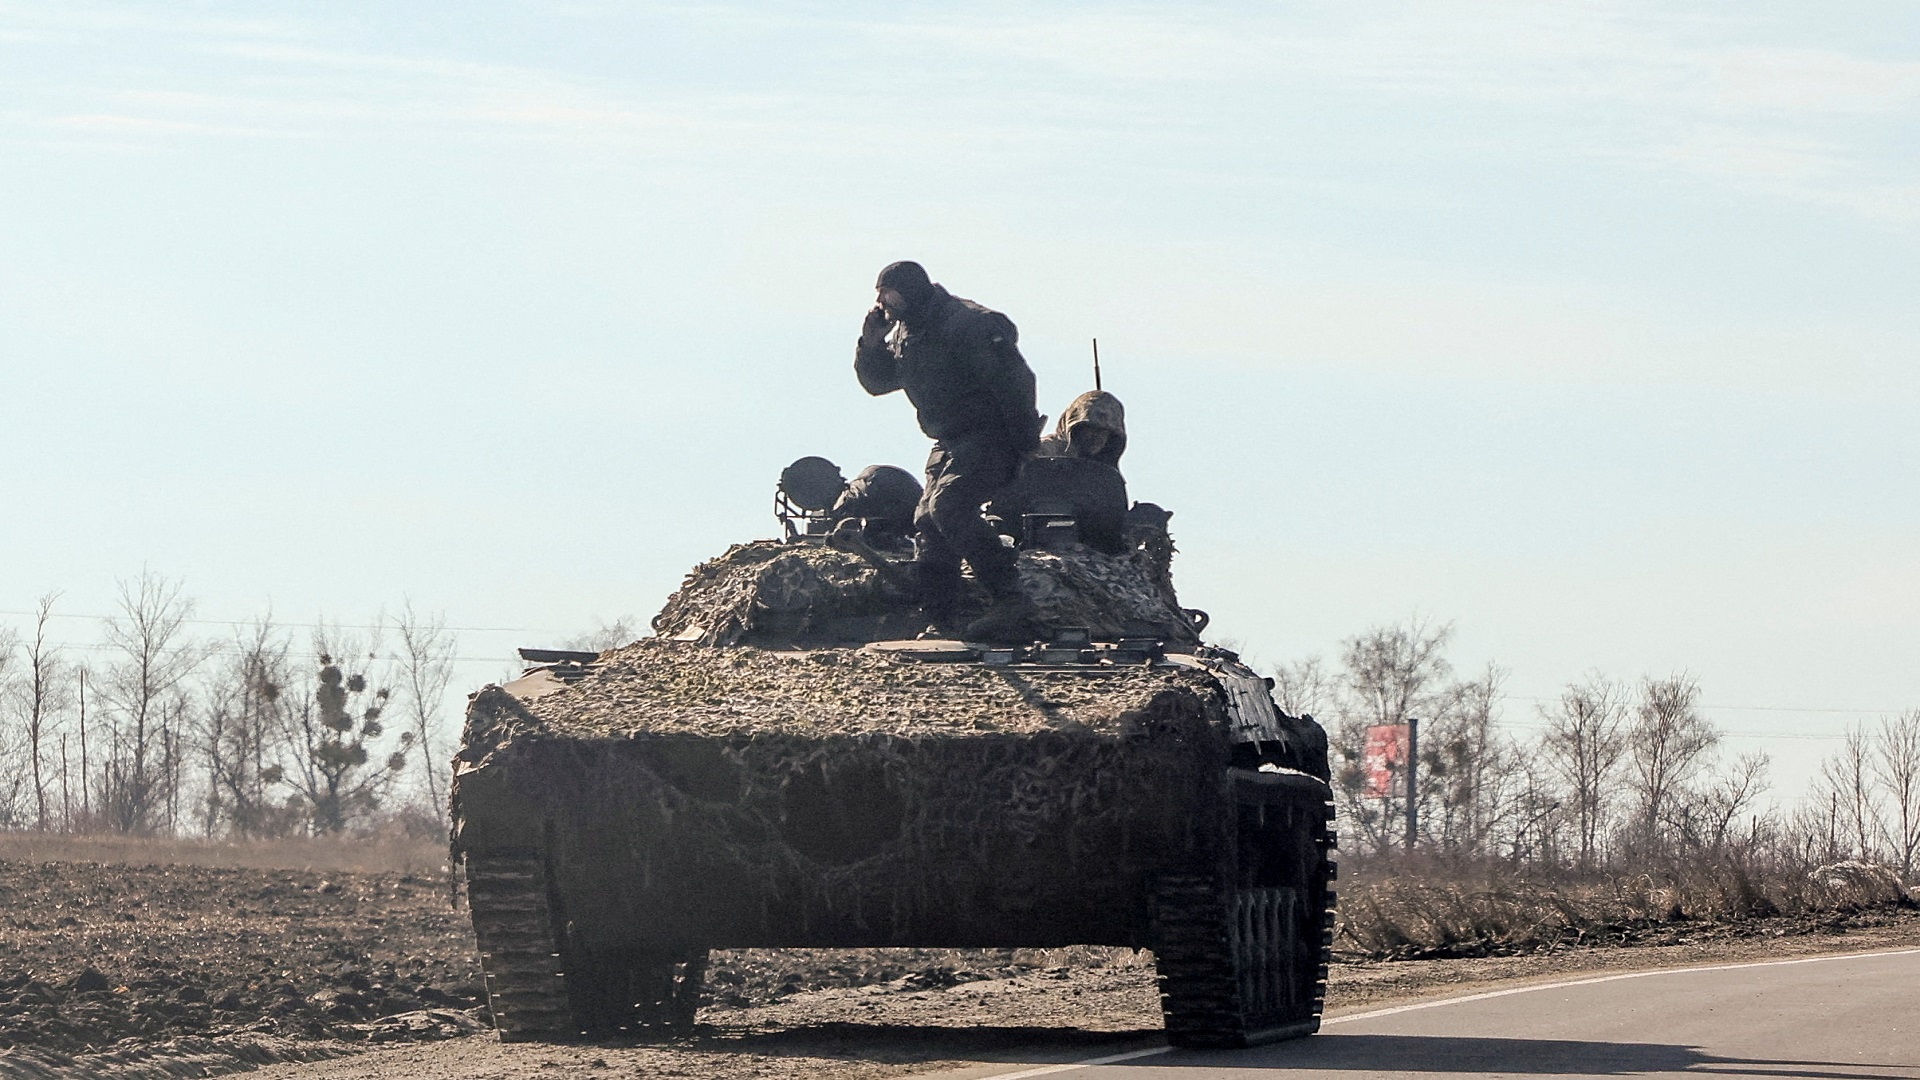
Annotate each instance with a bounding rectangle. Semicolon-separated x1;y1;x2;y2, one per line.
984;387;1132;555
855;261;1043;641
830;464;923;551
1038;389;1126;467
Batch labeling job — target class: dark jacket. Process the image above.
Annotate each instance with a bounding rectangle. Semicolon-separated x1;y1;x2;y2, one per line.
854;285;1041;451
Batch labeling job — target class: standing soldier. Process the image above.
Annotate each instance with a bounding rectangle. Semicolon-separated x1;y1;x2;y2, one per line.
855;261;1043;641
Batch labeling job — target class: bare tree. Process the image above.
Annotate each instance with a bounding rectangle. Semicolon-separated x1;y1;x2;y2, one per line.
1505;749;1565;864
98;571;204;833
13;594;73;830
1341;619;1454;735
1877;711;1920;878
1817;724;1882;862
1329;619;1455;853
565;616;641;653
200;620;297;839
1687;751;1772;853
1269;655;1333;719
75;666;92;826
1418;664;1514;856
164;694;192;833
280;633;410;834
0;623;21;826
1540;673;1629;869
1625;674;1718;846
393;601;456;823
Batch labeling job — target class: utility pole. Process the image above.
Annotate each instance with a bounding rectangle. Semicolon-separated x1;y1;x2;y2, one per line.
1405;715;1420;853
78;669;90;822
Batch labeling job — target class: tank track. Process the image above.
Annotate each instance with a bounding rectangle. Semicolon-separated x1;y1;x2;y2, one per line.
1152;771;1336;1049
465;850;709;1040
464;852;575;1042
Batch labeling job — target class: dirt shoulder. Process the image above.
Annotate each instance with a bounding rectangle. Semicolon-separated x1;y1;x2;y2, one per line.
235;916;1920;1080
3;852;1915;1080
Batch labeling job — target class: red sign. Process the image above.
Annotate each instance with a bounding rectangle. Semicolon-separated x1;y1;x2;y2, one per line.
1362;724;1410;798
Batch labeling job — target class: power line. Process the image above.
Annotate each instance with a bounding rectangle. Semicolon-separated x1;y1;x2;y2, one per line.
0;609;542;635
1499;694;1908;718
33;641;528;667
1491;718;1853;742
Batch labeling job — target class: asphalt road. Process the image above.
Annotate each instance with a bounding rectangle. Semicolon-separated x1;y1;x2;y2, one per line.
933;948;1920;1080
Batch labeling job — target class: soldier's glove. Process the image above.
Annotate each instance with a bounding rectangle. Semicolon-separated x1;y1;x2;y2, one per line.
860;305;893;346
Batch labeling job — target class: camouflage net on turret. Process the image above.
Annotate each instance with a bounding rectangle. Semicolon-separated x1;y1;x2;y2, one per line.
649;543;892;647
649;534;1195;648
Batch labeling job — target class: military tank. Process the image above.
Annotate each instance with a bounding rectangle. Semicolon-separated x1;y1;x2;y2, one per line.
450;453;1336;1049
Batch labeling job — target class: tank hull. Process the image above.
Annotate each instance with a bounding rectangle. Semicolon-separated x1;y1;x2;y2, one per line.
454;723;1230;953
450;544;1337;1046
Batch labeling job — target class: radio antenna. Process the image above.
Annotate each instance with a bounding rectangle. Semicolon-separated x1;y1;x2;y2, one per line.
1092;338;1102;392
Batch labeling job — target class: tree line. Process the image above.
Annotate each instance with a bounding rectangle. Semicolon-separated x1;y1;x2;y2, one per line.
1269;619;1920;880
8;580;1914;883
0;572;458;839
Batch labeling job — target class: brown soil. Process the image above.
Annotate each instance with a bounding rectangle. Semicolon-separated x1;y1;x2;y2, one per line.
0;833;446;876
0;857;487;1077
3;854;1916;1079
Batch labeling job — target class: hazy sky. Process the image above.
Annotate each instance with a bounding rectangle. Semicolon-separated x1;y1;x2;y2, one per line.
3;2;1916;802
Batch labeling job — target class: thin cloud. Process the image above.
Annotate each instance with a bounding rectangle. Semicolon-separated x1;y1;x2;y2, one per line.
1712;47;1920;113
1650;128;1920;224
5;2;1914;228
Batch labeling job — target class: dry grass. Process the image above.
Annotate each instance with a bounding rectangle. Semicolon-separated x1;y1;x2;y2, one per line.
1336;852;1919;958
0;830;449;875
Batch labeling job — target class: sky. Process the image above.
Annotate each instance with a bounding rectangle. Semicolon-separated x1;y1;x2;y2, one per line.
1;1;1916;804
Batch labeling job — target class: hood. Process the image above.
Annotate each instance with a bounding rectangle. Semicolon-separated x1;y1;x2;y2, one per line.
1045;390;1126;466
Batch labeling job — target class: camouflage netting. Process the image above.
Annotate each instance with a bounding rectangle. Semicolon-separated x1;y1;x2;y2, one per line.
648;537;1196;648
452;526;1273;948
523;638;1226;739
648;543;894;647
457;660;1235;947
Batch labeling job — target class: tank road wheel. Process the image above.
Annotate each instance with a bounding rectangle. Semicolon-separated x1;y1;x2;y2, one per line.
566;949;709;1036
1152;768;1336;1049
464;852;575;1041
637;952;709;1033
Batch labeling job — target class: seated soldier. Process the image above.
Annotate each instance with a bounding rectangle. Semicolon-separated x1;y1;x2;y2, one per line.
1038;390;1126;466
830;465;923;551
988;389;1131;555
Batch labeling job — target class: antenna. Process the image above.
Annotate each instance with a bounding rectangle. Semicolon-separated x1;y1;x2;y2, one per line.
1092;338;1102;392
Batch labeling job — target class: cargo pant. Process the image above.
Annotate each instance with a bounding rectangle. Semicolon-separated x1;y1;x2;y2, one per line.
913;435;1023;618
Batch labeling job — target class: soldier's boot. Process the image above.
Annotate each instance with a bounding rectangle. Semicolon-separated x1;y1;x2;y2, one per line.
914;560;966;638
961;569;1044;645
960;603;1042;645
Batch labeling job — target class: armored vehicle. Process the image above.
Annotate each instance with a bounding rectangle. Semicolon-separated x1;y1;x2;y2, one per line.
450;455;1336;1048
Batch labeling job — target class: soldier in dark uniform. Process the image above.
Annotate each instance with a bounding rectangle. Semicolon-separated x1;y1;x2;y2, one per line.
830;464;923;551
855;261;1043;640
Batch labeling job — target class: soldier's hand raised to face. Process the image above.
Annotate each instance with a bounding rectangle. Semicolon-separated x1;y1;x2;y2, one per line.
861;304;894;345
